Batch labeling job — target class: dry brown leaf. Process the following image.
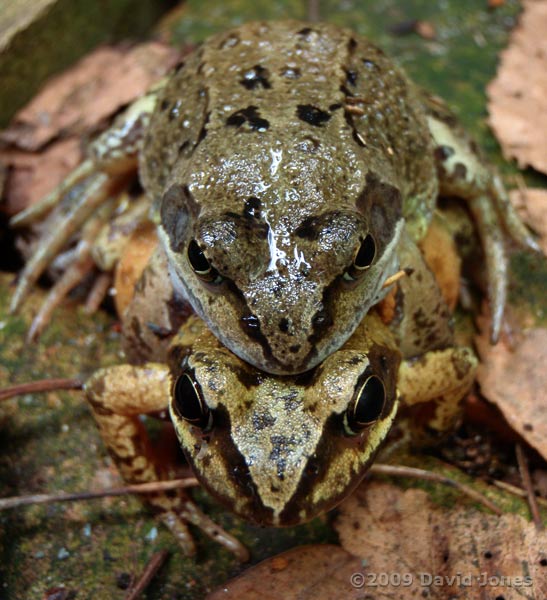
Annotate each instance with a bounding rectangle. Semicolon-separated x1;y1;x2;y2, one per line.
0;137;82;215
206;545;363;600
487;0;547;173
1;41;180;152
510;187;547;255
336;481;547;600
475;324;547;461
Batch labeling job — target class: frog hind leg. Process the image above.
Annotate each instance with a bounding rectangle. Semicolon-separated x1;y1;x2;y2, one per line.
9;86;162;315
84;362;249;560
398;346;478;439
423;93;539;342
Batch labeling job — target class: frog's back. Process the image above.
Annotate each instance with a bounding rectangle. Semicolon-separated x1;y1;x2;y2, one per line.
141;20;436;218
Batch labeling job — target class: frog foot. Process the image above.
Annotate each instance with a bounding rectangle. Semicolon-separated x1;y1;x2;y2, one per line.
426;109;540;343
9;163;129;317
85;362;249;560
10;89;159;327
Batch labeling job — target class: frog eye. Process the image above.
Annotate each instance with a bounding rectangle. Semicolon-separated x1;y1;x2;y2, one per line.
344;374;386;435
172;372;212;430
344;234;376;281
353;234;376;271
188;239;212;275
187;240;222;283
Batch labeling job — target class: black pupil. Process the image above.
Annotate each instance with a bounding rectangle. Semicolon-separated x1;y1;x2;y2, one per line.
354;234;376;269
188;239;210;273
353;375;385;425
173;373;209;428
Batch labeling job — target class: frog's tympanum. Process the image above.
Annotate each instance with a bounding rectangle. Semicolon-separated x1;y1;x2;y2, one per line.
11;21;530;559
11;21;536;368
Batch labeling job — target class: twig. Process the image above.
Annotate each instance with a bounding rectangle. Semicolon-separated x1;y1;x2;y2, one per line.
0;477;200;511
0;378;83;401
370;464;503;515
381;268;413;289
516;444;544;530
125;550;169;600
491;478;547;508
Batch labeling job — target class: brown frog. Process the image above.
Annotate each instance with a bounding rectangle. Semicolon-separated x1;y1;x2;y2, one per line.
10;21;537;374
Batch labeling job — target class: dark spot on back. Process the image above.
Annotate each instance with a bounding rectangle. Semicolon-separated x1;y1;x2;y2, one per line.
295;216;319;240
329;103;342;111
297;27;313;36
289;345;301;354
345;68;358;86
160;99;169;111
434;145;454;162
226;106;270;131
296;104;331;127
174;60;185;73
240;65;271;90
348;38;357;52
244;196;261;219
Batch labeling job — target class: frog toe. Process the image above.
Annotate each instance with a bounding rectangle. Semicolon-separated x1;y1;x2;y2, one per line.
10;170;122;314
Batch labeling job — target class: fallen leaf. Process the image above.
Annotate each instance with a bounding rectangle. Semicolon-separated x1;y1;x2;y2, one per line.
510;187;547;255
487;0;547;173
0;137;82;216
475;324;547;462
207;545;363;600
336;481;547;600
1;41;180;152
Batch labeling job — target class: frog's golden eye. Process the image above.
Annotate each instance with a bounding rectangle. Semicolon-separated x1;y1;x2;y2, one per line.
172;372;212;431
344;374;386;435
188;240;222;283
344;234;376;281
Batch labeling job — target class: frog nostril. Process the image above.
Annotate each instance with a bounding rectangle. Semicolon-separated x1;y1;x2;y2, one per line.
278;318;291;333
312;309;332;331
241;313;261;336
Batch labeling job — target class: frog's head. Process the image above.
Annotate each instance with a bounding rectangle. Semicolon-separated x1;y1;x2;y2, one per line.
168;315;400;526
159;157;404;375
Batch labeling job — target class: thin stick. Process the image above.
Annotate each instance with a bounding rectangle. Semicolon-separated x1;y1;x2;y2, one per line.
0;477;200;511
516;444;544;530
0;378;83;401
491;478;547;507
370;464;503;515
125;550;169;600
382;268;412;289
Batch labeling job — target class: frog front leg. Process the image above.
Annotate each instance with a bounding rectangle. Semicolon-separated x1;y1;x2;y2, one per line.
398;346;477;438
10;80;165;315
422;92;539;342
84;362;249;561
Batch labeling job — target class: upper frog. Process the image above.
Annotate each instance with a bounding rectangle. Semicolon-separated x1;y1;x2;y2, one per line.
11;21;536;365
145;21;436;375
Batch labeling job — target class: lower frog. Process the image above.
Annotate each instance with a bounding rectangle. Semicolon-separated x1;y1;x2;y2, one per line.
83;227;476;557
10;21;537;372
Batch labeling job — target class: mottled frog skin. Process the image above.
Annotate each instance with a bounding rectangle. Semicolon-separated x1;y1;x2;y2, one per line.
11;21;536;371
149;22;436;376
85;228;476;554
